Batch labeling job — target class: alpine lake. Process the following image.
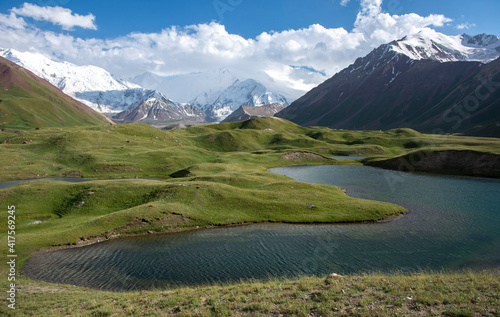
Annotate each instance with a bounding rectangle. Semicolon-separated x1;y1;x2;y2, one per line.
22;163;500;291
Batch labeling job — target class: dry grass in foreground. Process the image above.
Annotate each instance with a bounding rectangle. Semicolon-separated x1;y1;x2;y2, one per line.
2;271;498;316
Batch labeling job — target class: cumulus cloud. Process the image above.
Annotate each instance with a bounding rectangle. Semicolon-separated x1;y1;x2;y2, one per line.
0;0;454;94
11;3;96;30
354;0;452;44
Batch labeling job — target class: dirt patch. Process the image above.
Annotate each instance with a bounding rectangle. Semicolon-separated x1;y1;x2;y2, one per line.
62;170;83;177
208;134;217;142
69;213;197;248
16;283;69;295
113;213;194;234
280;151;333;162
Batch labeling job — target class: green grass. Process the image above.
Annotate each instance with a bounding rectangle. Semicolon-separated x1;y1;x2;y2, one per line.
1;272;498;316
2;117;499;180
0;63;110;130
0;117;499;316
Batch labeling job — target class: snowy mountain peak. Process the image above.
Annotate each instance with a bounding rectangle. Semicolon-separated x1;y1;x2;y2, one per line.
130;72;165;89
217;67;231;75
389;29;500;63
0;48;208;125
130;67;239;103
0;48;140;95
200;78;289;122
462;33;500;48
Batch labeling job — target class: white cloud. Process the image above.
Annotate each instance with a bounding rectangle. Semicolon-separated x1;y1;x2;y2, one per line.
11;3;96;30
456;22;476;30
359;0;383;16
354;0;452;44
340;0;352;6
0;12;26;29
0;0;455;96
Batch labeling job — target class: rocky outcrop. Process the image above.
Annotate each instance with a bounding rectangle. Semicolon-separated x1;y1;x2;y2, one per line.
365;150;500;178
222;103;287;123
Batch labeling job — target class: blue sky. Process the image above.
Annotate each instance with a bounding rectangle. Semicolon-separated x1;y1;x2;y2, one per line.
0;0;497;39
0;0;498;86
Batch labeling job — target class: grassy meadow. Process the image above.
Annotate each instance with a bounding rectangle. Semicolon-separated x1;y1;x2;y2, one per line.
0;117;499;315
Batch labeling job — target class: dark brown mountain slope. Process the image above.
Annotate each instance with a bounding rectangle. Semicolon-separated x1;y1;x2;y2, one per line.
276;45;500;135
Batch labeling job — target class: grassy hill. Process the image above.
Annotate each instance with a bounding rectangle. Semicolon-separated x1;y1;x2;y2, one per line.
0;56;112;130
0;117;499;316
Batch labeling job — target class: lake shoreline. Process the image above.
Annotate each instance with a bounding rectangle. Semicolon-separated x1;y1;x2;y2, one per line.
364;149;500;179
31;210;408;255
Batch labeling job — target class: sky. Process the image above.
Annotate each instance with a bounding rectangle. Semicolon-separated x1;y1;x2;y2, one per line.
0;0;499;86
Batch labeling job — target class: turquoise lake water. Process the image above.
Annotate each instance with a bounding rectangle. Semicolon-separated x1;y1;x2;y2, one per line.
24;166;500;291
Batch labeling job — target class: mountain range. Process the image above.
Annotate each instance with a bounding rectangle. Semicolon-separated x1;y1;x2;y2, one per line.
129;67;315;122
0;48;214;125
0;49;294;124
276;30;500;136
1;29;500;134
0;56;111;130
129;67;323;104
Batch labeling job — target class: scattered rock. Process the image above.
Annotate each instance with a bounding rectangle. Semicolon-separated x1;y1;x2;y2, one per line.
325;273;343;285
280;151;333;162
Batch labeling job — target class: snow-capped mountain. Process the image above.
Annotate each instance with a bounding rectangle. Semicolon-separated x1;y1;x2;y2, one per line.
0;48;207;124
113;94;207;124
277;30;500;134
131;66;324;112
130;67;321;105
74;89;170;114
195;79;289;122
130;65;331;122
0;55;112;129
389;29;500;63
132;68;293;122
130;68;238;104
0;48;140;97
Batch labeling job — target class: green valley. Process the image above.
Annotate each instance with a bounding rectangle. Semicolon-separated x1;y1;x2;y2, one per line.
1;117;499;316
